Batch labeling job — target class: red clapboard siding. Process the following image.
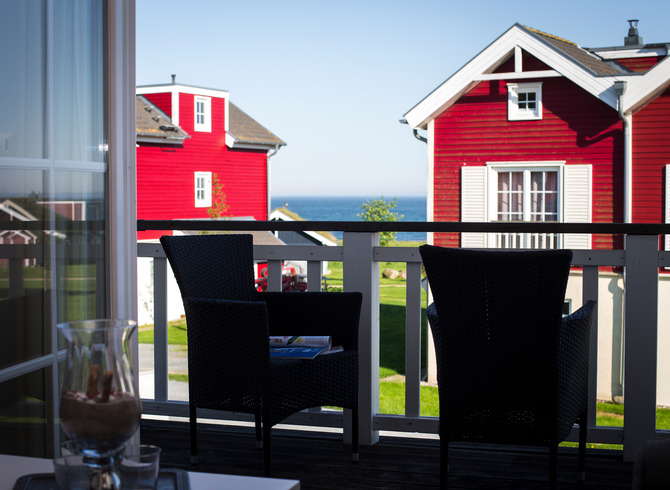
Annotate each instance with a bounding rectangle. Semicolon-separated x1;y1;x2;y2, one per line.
492;51;552;74
432;75;622;249
137;90;269;240
616;56;666;73
631;87;670;223
144;93;172;118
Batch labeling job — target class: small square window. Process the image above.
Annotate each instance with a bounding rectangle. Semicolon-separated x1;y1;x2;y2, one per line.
194;96;211;132
508;83;542;121
194;171;212;207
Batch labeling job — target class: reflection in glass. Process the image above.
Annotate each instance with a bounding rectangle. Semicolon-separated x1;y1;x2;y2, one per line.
0;169;51;369
0;0;46;158
53;171;106;325
0;366;53;458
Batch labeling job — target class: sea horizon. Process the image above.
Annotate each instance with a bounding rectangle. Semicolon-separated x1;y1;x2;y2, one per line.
270;195;428;242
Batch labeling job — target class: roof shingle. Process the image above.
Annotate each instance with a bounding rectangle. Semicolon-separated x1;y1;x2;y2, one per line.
227;103;286;148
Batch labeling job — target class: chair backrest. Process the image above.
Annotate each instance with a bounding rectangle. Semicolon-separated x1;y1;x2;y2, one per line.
160;234;257;302
419;246;573;417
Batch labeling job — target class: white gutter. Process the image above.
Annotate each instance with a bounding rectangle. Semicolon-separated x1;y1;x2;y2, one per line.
615;81;632;223
266;145;280;218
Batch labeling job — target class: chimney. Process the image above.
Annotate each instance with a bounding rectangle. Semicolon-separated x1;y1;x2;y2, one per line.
171;74;176;85
624;19;643;46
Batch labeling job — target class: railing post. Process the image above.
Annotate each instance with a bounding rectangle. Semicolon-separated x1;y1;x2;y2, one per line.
343;231;380;445
623;234;659;461
153;256;169;402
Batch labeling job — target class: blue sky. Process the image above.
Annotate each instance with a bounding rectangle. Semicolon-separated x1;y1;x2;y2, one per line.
136;0;670;197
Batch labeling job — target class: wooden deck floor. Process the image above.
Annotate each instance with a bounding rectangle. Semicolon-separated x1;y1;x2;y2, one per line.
140;419;633;489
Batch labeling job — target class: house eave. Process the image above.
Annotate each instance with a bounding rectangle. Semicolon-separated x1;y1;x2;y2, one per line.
404;23;626;130
136;136;187;145
225;133;285;151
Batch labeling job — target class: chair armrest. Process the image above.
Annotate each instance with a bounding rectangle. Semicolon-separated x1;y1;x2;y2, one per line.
557;300;596;413
257;291;362;350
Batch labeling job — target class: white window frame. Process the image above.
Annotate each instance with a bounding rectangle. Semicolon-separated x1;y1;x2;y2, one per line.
507;82;543;121
461;162;592;249
487;162;561;248
194;171;212;207
194;96;211;132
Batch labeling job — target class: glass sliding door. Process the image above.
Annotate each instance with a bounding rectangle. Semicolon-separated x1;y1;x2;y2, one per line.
0;0;121;458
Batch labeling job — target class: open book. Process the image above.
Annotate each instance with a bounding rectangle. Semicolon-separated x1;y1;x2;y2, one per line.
269;336;343;359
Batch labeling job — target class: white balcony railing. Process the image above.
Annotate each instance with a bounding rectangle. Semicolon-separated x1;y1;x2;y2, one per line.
136;220;670;463
495;231;560;249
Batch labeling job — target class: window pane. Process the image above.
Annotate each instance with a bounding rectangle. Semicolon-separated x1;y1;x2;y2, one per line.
53;0;105;162
0;366;53;458
546;171;558;191
0;169;53;368
498;172;509;192
0;0;46;158
511;172;523;191
510;191;523;219
53;171;106;323
546;193;558;215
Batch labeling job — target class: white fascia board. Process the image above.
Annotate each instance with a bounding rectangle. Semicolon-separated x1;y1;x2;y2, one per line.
137;83;229;99
405;25;620;129
513;34;618;109
474;70;560;81
622;56;670;114
404;26;521;129
593;47;668;60
225;133;278;151
136;136;184;145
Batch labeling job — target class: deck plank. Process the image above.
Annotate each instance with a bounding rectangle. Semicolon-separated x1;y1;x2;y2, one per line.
140;420;633;489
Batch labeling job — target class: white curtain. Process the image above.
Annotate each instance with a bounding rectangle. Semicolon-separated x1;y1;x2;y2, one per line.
53;0;105;162
0;0;46;158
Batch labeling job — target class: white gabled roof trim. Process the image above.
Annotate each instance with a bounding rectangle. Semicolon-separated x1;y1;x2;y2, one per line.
622;55;670;113
592;47;668;60
474;70;560;81
403;24;670;129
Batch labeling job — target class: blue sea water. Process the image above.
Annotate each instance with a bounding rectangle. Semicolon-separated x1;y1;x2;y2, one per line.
271;196;428;242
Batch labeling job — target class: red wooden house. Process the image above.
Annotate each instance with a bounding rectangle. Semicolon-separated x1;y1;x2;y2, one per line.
136;80;285;240
404;21;670;403
404;21;670;250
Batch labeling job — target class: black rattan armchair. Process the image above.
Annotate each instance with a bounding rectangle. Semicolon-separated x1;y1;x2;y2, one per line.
160;234;362;477
419;246;595;489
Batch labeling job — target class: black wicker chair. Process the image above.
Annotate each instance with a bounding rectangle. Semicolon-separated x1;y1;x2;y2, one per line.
419;246;596;489
160;234;362;477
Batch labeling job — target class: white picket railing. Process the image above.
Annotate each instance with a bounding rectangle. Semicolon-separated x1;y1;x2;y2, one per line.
137;224;670;462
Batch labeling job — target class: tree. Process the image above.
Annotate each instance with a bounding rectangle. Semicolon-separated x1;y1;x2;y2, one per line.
207;173;230;219
358;196;403;246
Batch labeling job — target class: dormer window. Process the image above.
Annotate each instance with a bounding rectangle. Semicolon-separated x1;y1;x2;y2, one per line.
194;96;211;132
507;82;542;121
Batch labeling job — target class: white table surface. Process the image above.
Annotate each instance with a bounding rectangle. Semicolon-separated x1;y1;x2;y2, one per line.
1;454;300;490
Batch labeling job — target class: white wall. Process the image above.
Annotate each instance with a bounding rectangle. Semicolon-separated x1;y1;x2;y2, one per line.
137;256;184;326
566;271;670;407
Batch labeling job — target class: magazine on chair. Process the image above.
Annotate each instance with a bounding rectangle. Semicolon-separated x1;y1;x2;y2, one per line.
269;336;343;359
